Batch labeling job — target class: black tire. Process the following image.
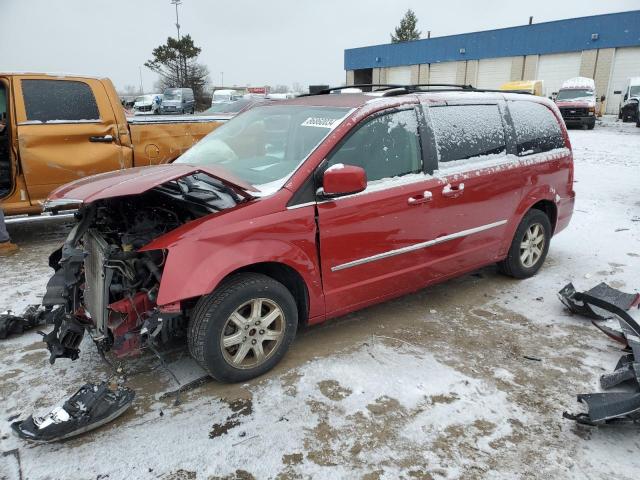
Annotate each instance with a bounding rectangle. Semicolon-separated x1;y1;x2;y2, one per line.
587;121;595;130
498;209;552;279
188;273;298;383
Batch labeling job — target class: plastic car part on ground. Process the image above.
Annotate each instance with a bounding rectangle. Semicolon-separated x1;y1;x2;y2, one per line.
558;282;640;320
0;305;52;339
560;283;640;426
11;382;135;442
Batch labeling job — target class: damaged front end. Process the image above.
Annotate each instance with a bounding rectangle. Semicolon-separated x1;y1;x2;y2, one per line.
42;172;246;363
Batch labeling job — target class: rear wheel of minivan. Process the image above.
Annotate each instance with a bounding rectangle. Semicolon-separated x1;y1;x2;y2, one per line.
188;273;298;382
498;209;552;279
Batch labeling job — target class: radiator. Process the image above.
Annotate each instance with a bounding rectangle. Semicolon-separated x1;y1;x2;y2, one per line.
83;230;110;338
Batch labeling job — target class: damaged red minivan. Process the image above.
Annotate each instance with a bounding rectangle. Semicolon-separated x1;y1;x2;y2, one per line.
42;86;575;382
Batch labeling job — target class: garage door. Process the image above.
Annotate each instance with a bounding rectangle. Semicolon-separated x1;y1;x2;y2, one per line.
537;52;582;97
429;62;458;84
477;57;513;89
606;47;640;114
386;66;412;85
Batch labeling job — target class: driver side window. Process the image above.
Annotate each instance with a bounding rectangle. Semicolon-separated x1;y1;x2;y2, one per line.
327;109;422;183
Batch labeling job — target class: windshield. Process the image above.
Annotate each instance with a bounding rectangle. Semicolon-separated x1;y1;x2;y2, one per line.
164;89;182;100
556;89;594;101
630;86;640;98
204;99;252;114
175;105;350;194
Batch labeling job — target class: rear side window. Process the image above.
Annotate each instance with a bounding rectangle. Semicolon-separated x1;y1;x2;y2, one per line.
508;101;565;156
21;79;100;123
327;109;422;183
429;104;506;164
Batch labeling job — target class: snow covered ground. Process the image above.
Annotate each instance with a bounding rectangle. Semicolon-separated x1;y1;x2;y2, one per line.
0;117;639;480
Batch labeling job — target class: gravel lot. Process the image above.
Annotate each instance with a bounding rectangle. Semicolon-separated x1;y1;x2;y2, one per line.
1;117;639;480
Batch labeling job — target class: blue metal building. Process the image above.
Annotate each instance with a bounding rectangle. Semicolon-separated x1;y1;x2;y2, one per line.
344;11;640;113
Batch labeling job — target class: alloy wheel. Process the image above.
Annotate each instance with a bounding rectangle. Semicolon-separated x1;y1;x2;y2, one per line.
220;298;286;369
520;223;545;268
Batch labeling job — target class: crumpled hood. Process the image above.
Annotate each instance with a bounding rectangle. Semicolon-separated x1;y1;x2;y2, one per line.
45;164;257;207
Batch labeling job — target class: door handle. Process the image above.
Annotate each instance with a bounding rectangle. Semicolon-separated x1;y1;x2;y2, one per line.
407;191;433;205
89;135;114;143
442;183;464;198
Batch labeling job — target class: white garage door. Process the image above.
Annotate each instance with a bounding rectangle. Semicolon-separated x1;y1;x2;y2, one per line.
537;52;582;97
477;57;513;89
429;62;458;84
386;66;412;85
606;47;640;114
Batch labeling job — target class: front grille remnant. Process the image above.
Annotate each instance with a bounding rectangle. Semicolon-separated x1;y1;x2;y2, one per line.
560;107;588;117
83;230;110;337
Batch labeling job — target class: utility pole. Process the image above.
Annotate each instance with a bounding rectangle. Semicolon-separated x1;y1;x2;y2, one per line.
171;0;183;85
171;0;182;40
220;72;224;88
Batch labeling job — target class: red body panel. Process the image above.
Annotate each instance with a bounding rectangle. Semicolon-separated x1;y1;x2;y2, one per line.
48;92;575;329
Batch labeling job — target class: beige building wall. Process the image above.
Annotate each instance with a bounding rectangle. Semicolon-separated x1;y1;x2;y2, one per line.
418;64;429;83
580;50;598;78
510;56;525;81
410;65;420;84
455;61;467;84
373;68;386;84
465;60;478;86
346;70;355;86
593;48;615;99
522;55;539;80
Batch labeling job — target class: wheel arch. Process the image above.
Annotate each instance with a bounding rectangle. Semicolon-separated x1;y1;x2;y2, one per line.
499;192;559;258
223;262;311;327
529;199;558;234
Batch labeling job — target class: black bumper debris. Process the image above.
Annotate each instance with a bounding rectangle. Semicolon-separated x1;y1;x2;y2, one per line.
564;392;640;426
561;283;640;427
0;305;53;339
11;382;135;442
558;282;640;320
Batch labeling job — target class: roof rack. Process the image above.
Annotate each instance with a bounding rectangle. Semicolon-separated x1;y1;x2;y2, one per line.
297;84;403;97
301;83;532;97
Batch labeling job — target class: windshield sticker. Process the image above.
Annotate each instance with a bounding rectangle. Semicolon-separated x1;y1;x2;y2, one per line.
301;117;341;128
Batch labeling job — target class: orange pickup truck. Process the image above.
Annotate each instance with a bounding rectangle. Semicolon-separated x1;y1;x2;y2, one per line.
0;73;223;215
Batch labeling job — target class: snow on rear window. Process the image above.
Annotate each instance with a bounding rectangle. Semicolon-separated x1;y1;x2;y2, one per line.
22;79;100;123
508;101;564;156
430;104;506;164
327;109;422;183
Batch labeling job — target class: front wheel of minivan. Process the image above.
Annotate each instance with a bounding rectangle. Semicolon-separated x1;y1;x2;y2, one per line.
498;209;552;279
188;273;298;383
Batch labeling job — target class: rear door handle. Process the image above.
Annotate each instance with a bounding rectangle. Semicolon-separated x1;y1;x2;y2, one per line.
407;191;433;205
89;135;114;143
442;183;464;198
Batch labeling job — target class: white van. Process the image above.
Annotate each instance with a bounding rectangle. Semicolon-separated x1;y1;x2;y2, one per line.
133;93;162;115
212;89;242;105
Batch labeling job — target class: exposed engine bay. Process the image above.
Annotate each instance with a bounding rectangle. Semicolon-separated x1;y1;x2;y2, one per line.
41;173;244;363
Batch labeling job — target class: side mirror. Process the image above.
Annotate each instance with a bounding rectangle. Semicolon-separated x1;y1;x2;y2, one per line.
624;94;628;101
321;164;367;197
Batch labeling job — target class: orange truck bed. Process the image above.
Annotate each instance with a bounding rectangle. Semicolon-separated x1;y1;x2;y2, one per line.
0;73;222;215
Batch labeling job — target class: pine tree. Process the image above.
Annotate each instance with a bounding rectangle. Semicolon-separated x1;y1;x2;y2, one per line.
144;35;210;109
391;9;421;43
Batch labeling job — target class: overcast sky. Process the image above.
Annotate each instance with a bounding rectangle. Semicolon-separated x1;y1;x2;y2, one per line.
1;0;638;92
